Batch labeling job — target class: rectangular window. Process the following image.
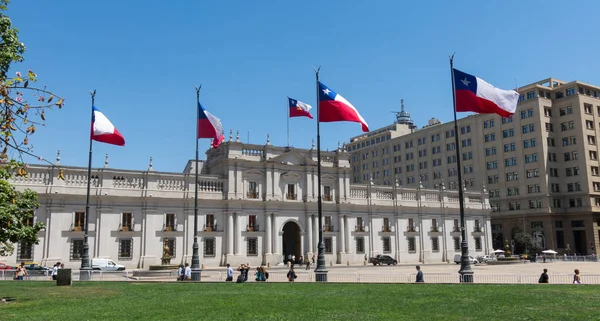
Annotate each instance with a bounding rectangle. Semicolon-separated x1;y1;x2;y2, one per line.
556;231;565;248
286;184;296;200
73;211;85;231
17;242;33;261
248;181;258;199
71;239;84;261
382;237;391;253
324;237;333;254
408;218;415;232
324;216;333;232
247;237;258;256
356;237;365;254
248;215;257;231
475;237;482;251
431;237;439;252
204;238;216;257
121;213;132;231
323;186;332;202
408;237;416;253
118;239;133;259
165;213;176;231
205;214;215;231
453;237;460;251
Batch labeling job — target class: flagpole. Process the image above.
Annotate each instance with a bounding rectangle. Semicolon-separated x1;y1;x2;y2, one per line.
314;66;327;282
191;85;202;281
79;89;96;281
287;97;290;147
450;54;474;283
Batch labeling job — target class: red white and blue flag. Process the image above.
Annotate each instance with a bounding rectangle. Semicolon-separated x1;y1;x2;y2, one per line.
453;69;519;118
288;97;313;119
198;102;224;149
318;81;369;132
91;106;125;146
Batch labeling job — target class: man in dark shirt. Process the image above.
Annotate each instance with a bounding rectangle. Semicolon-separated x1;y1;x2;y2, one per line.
539;268;549;283
415;265;424;283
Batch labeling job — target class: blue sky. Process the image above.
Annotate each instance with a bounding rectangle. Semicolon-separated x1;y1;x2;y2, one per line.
7;0;600;172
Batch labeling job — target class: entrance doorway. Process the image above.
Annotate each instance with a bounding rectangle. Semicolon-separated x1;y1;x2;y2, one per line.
573;230;587;255
282;221;301;264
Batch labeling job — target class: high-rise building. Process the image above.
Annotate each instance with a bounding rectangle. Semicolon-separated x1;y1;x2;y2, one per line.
347;77;600;256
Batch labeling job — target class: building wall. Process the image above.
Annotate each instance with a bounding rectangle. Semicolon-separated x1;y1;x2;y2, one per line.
346;78;600;255
1;142;491;269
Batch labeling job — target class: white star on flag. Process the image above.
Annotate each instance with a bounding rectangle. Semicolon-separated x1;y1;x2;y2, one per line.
322;88;331;95
461;78;470;86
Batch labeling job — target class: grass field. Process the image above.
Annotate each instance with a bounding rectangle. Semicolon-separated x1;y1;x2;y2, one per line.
1;282;599;320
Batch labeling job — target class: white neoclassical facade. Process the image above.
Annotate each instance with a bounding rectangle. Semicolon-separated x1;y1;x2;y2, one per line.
1;140;492;269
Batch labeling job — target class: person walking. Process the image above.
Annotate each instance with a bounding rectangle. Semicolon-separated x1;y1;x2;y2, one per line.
226;264;233;282
177;264;183;281
538;268;549;283
287;266;297;282
305;258;311;270
415;265;424;283
573;269;582;284
184;263;191;281
51;262;60;281
16;262;27;281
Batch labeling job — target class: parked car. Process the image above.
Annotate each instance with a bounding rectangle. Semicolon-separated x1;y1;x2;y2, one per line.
478;255;493;263
368;255;398;266
453;254;478;265
0;262;14;270
91;258;126;271
23;262;51;276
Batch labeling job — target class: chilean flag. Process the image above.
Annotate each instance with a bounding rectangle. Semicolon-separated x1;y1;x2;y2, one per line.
288;97;313;119
453;69;519;118
197;102;224;149
91;106;125;146
318;81;369;132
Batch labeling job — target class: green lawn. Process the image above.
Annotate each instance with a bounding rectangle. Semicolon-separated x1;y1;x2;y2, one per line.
1;282;598;320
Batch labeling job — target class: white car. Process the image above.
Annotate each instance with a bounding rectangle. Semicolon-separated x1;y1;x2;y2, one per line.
453;254;478;265
91;258;126;271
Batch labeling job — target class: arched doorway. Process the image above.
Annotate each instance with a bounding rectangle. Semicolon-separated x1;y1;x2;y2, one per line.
282;221;301;264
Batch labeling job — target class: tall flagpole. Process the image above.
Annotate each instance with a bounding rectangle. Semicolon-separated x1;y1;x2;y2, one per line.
287;97;290;147
314;67;328;282
450;54;474;283
191;85;202;281
80;89;96;281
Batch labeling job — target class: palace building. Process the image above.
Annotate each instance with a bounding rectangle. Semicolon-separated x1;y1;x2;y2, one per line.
1;139;491;269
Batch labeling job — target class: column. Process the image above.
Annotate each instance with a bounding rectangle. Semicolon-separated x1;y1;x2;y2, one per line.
306;215;313;254
300;233;305;258
227;212;234;255
265;213;272;254
339;215;346;253
234;213;242;255
272;215;279;255
345;216;352;254
313;214;319;253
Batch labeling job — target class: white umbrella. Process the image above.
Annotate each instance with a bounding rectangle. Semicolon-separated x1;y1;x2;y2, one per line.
492;249;505;253
542;250;558;255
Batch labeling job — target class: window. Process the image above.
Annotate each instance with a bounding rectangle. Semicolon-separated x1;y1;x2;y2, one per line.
324;237;333;254
408;218;415;232
286;184;296;200
382;237;391;253
17;242;33;261
247;237;258;256
453;237;460;251
71;239;84;260
205;214;215;231
566;87;576;96
356;237;365;253
165;238;176;257
475;237;482;251
556;231;565;249
121;212;132;231
248;181;258;199
323;186;332;202
204;238;216;257
545;123;554;132
118;239;133;259
589;135;596;145
383;217;391;232
248;215;257;231
73;211;85;231
590;151;597;160
408;237;416;253
431;237;439;252
324;216;333;232
165;213;176;231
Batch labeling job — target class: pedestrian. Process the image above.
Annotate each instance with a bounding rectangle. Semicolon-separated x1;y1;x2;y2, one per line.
184;263;191;281
543;254;546;263
16;262;27;281
177;264;183;281
51;262;60;281
225;263;233;282
287;265;297;282
291;254;296;266
312;254;315;264
573;269;581;284
538;268;549;283
415;265;424;283
305;258;311;270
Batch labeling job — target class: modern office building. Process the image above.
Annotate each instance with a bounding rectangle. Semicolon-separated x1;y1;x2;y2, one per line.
0;139;490;269
347;78;600;255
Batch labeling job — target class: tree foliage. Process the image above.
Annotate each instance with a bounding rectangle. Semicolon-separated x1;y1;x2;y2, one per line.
0;0;65;256
513;232;541;254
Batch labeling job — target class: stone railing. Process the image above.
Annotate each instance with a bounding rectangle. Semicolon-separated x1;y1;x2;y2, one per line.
9;165;225;200
348;185;487;210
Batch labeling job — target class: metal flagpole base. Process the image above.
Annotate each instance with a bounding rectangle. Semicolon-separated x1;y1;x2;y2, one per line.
79;242;92;281
458;240;474;283
191;238;201;281
314;243;328;282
